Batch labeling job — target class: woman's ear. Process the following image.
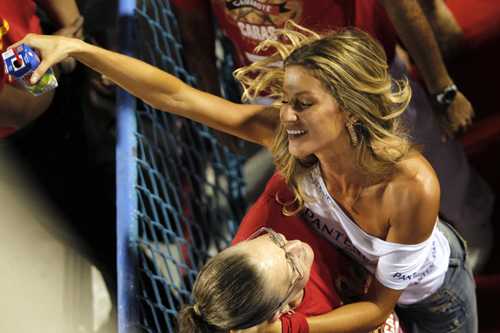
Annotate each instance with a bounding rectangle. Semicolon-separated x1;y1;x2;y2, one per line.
346;113;360;123
269;306;289;323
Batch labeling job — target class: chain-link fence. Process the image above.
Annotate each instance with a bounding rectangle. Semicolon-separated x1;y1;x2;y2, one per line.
116;1;247;331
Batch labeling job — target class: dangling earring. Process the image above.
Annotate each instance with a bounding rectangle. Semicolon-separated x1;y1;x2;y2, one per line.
345;121;358;147
287;309;296;316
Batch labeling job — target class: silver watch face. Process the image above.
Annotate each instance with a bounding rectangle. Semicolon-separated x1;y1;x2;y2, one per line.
443;89;457;103
436;85;457;104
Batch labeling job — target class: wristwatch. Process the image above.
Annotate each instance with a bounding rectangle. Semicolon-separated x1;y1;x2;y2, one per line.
429;84;458;105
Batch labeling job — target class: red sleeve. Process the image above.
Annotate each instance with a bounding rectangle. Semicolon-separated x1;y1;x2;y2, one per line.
169;0;206;10
280;311;309;333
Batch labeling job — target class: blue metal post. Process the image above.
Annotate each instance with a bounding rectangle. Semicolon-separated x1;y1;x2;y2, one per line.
117;0;138;331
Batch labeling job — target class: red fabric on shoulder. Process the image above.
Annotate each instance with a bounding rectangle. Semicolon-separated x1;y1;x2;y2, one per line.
280;310;309;333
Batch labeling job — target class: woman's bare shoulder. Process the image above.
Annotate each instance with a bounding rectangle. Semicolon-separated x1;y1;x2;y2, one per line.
396;152;439;192
379;151;439;195
383;153;440;243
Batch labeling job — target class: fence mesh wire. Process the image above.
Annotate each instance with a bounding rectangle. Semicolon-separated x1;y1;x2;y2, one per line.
117;1;247;331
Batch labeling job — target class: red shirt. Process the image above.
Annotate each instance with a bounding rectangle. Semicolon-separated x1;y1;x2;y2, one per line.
0;0;42;137
171;0;397;68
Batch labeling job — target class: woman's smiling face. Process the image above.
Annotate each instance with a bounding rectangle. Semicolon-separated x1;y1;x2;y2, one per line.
280;65;349;159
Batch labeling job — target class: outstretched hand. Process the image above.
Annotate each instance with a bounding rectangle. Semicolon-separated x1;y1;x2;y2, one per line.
9;33;77;84
431;91;474;140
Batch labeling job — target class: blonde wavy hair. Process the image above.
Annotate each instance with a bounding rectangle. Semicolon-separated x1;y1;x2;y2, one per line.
234;21;417;215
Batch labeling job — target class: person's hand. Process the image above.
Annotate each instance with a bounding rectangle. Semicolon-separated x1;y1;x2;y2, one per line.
431;91;474;140
51;16;84;75
9;33;78;84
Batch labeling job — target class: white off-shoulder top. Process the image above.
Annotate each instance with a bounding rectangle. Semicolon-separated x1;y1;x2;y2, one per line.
301;165;450;304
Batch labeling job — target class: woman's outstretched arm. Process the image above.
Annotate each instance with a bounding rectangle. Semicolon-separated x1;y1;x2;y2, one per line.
12;34;278;147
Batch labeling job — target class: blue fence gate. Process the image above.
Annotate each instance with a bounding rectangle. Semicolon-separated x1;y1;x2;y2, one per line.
116;1;247;331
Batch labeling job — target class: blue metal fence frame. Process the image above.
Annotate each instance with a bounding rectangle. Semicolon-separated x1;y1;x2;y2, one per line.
116;1;247;331
117;0;139;331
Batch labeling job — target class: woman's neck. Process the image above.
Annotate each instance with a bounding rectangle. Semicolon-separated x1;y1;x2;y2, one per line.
319;158;365;191
288;288;305;309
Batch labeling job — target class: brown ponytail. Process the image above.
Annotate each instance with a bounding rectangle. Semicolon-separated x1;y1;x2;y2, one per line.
176;247;283;332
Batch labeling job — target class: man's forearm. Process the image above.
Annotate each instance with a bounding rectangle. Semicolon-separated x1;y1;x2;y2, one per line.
379;0;453;93
35;0;83;38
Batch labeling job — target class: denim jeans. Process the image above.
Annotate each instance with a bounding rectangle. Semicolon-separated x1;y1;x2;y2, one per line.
396;220;478;333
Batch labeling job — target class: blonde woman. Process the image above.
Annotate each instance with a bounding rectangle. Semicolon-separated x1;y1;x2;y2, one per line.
15;21;477;332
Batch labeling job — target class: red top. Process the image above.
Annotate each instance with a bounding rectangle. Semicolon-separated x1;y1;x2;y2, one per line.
0;0;42;137
232;172;404;332
171;0;397;68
